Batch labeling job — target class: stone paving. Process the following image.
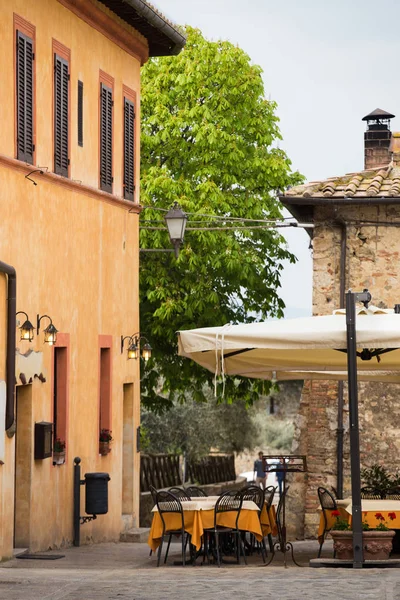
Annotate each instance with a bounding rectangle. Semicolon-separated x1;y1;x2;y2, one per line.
1;540;400;599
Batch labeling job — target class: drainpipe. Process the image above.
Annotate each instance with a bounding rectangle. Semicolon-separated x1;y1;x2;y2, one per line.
336;220;346;498
0;261;16;431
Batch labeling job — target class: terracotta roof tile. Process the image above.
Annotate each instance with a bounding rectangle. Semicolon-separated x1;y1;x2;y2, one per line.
283;164;400;199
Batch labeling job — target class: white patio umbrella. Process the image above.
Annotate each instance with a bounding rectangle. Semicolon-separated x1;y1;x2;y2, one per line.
177;290;400;567
178;306;400;381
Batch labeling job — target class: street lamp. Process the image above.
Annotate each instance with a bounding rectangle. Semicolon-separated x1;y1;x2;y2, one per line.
164;202;187;258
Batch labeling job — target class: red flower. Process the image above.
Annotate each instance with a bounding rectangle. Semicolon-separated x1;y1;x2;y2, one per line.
388;512;396;520
375;512;384;521
331;510;340;517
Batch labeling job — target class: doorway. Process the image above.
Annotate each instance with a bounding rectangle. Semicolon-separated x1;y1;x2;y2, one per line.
14;384;33;548
122;383;134;525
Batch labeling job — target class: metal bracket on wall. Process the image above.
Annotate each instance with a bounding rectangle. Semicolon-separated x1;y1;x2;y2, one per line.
80;515;97;525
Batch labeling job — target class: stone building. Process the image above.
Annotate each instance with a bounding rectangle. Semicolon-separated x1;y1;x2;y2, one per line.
281;108;400;538
0;0;184;560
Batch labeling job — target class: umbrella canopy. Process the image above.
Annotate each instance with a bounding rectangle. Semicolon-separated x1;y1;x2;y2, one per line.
178;306;400;382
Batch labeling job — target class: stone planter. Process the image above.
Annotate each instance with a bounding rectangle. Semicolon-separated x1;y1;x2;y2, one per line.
331;530;395;560
99;441;111;456
53;451;66;465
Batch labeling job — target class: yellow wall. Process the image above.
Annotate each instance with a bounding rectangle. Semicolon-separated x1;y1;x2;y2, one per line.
0;0;143;559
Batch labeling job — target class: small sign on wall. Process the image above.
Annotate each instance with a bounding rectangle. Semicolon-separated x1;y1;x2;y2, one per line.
0;381;6;463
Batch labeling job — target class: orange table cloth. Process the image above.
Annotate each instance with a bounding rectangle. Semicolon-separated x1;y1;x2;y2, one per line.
317;507;348;541
317;500;400;540
148;506;265;552
261;504;277;537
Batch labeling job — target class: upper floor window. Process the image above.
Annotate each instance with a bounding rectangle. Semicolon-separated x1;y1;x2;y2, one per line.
99;71;114;193
53;40;70;177
123;90;135;201
15;16;35;164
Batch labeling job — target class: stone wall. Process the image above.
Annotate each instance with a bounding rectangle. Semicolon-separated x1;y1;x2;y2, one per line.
290;203;400;539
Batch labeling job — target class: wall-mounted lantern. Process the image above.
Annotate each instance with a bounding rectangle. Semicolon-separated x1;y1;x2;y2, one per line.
16;311;35;342
37;314;58;346
121;334;152;361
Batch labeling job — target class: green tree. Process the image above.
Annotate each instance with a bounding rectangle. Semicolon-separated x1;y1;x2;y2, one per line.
141;394;260;460
140;27;303;411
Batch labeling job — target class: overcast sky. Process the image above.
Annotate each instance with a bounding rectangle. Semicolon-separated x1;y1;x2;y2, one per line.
157;0;400;317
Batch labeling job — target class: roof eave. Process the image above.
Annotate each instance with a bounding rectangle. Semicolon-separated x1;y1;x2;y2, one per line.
280;195;400;205
99;0;186;56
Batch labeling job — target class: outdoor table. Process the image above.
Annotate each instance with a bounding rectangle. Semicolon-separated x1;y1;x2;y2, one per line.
148;496;275;552
317;499;400;539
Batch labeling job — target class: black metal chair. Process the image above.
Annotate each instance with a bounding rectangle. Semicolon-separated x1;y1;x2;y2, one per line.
317;486;338;558
202;490;247;567
360;486;383;499
168;487;190;499
186;486;208;497
264;485;277;552
149;485;158;505
148;485;158;556
155;490;188;566
239;486;267;562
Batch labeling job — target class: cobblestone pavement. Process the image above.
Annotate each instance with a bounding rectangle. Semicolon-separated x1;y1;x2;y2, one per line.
1;541;400;600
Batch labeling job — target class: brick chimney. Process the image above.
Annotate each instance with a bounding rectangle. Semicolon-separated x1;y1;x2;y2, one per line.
389;132;400;166
362;108;395;169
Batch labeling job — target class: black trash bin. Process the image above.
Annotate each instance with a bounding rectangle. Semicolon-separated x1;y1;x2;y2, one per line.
85;472;110;515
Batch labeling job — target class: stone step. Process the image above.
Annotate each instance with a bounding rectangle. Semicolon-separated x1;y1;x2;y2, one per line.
120;527;150;543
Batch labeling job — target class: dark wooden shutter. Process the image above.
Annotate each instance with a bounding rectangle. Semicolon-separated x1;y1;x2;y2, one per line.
100;83;113;193
54;54;69;177
77;80;83;147
123;98;135;201
16;31;34;164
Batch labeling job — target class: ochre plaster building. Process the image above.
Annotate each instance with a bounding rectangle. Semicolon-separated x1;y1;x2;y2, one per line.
0;0;184;559
282;108;400;538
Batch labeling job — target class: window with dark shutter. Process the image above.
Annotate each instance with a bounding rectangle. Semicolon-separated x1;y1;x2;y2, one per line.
78;80;83;147
16;30;34;164
54;54;69;177
100;83;113;193
123;98;135;201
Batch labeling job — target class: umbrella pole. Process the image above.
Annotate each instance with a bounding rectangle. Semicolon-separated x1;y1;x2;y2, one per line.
346;290;368;568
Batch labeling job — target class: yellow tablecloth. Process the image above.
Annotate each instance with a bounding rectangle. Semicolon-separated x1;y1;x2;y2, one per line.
148;508;264;552
317;500;400;540
261;504;277;537
317;507;348;540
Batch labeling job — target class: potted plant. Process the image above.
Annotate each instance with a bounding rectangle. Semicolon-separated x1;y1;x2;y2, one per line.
360;464;400;498
330;510;396;560
53;438;66;465
99;428;112;456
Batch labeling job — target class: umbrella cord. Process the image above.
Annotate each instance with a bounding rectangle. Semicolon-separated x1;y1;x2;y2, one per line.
214;323;231;398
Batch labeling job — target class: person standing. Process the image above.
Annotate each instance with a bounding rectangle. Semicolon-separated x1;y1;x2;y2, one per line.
253;451;267;489
276;456;285;496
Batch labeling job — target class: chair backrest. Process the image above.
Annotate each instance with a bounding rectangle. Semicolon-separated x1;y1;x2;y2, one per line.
239;485;264;510
186;486;207;497
264;485;276;510
149;485;158;504
361;486;383;500
214;490;243;529
317;486;338;511
155;490;184;533
168;487;190;500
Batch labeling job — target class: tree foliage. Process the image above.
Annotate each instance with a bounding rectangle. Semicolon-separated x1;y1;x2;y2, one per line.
141;394;260;460
140;27;303;411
